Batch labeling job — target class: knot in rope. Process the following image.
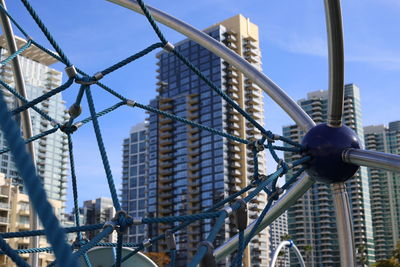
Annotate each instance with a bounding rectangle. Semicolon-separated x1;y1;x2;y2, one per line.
277;159;290;176
60;123;77;134
71;238;88;250
113;210;133;234
75;75;97;85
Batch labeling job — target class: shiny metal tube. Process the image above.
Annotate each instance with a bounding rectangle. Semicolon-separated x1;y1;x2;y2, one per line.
213;174;315;261
324;0;345;128
332;183;356;267
343;148;400;173
0;2;39;266
106;0;315;132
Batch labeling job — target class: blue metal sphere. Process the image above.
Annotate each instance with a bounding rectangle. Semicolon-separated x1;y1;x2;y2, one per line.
301;123;360;183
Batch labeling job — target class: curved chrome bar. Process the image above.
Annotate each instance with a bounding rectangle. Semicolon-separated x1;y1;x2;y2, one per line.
270;240;305;267
213;174;315;261
106;0;316;132
325;0;345;127
332;183;356;267
0;1;39;266
343;148;400;173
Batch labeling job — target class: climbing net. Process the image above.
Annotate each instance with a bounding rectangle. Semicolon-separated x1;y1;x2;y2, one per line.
0;0;311;266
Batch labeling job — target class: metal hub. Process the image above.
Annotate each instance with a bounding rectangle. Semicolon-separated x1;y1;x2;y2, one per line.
301;123;360;183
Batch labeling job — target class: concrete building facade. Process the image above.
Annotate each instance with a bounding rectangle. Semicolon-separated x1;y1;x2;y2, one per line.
0;173;63;267
147;15;269;266
82;197;117;243
269;212;290;267
364;121;400;261
282;84;375;266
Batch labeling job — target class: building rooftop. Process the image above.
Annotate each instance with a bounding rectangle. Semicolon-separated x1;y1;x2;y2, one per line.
0;35;58;66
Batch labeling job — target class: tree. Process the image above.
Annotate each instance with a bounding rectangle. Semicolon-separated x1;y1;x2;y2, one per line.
374;259;400;267
304;245;313;266
280;234;292;241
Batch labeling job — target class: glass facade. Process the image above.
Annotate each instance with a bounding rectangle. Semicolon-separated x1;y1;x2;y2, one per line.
0;39;69;208
121;122;148;243
364;121;400;261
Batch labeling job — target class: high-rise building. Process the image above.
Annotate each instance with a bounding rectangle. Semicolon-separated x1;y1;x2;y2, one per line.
282;84;375;266
269;212;290;267
0;36;69;207
0;173;63;267
147;15;269;266
82;197;117;243
121;122;148;243
364;121;400;261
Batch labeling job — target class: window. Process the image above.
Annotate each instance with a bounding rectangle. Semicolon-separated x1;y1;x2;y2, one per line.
130;133;138;142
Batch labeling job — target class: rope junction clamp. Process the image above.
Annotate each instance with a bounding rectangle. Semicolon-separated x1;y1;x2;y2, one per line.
132;217;142;225
68;103;82;119
222;206;233;216
268;187;283;201
142;239;152;248
126;99;137;107
233;199;248;231
163;42;175;52
113;210;133;234
165;230;176;250
60;123;78;134
248;138;265;152
198;241;216;267
65;65;77;79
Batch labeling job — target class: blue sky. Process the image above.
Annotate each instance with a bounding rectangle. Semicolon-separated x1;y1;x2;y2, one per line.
5;0;400;211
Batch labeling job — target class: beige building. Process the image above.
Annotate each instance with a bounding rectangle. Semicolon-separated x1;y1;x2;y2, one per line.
147;14;269;266
0;173;63;267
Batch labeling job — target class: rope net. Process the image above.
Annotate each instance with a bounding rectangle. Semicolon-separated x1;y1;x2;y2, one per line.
0;0;311;266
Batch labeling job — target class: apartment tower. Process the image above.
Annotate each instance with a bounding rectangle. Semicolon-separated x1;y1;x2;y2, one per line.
121;122;148;243
269;212;290;267
282;84;375;266
147;15;269;266
364;121;400;261
0;36;69;207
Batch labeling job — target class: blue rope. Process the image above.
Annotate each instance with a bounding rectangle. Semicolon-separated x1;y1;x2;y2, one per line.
0;125;59;155
100;42;163;76
12;78;74;115
0;88;77;267
0;236;30;267
115;233;123;267
0;223;103;239
67;134;83;240
0;40;32;65
77;101;126;126
188;212;227;267
135;0;168;45
20;0;72;66
169;249;176;267
0;79;56;123
85;86;121;211
133;102;248;144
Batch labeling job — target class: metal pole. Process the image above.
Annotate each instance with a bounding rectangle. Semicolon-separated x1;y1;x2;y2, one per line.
106;0;315;133
213;174;315;261
332;183;356;267
343;148;400;173
0;2;39;266
324;0;345;127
